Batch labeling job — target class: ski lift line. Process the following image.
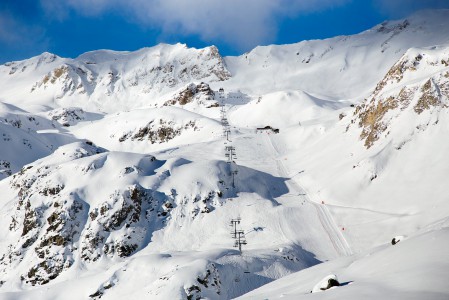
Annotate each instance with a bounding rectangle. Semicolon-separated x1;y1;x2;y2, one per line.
230;216;247;254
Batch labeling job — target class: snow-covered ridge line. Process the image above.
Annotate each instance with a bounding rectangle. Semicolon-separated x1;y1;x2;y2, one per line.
0;44;230;113
2;10;449;113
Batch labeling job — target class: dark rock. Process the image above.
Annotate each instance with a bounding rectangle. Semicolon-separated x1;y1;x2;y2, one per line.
323;278;340;290
391;235;405;245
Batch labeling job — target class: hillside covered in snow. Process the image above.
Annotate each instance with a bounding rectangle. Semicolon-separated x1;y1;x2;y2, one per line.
0;9;448;300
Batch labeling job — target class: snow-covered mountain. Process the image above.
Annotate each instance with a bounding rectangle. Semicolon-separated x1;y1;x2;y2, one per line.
0;9;449;300
0;44;229;112
223;9;449;99
2;9;449;113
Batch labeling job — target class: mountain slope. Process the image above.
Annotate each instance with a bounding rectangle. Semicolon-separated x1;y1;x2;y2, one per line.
1;10;449;113
267;42;449;252
0;103;80;180
0;8;449;300
238;220;449;300
223;9;449;99
0;44;230;112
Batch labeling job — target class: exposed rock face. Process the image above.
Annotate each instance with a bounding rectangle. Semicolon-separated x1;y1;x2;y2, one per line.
414;79;443;114
5;165;83;286
350;48;449;148
80;184;161;262
164;82;217;107
31;63;93;97
119;119;198;144
201;45;231;81
47;107;87;126
0;143;106;285
16;44;230;111
0;153;169;284
371;53;423;96
185;263;221;300
89;279;116;299
376;19;410;34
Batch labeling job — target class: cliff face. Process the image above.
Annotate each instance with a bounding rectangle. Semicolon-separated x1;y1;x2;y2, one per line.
350;46;449;148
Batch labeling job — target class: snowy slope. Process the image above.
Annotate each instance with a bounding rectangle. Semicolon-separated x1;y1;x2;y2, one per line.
229;90;343;129
71;105;223;153
0;103;80;180
267;43;449;252
0;132;342;299
238;219;449;300
223;9;449;99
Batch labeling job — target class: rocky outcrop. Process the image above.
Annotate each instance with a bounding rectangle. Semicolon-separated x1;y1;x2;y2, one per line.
31;63;94;97
185;263;221;300
80;184;161;262
0;160;11;177
0;142;231;287
164;82;217;107
47;107;87;126
119;119;198;144
350;47;449;148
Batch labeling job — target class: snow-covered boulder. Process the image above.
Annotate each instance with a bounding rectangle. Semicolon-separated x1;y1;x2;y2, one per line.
311;274;340;293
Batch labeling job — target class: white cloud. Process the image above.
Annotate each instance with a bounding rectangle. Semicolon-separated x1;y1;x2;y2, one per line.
132;0;280;50
38;0;350;51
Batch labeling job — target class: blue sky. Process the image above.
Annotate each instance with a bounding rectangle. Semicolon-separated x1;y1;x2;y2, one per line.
1;0;448;63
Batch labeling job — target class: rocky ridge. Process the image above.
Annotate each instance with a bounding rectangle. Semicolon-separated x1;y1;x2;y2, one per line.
349;46;449;148
1;44;230;112
163;82;218;108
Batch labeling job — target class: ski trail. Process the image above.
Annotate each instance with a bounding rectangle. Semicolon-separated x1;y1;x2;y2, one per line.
265;134;353;256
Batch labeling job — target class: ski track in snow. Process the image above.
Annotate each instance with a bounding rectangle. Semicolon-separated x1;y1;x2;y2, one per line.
265;134;353;257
